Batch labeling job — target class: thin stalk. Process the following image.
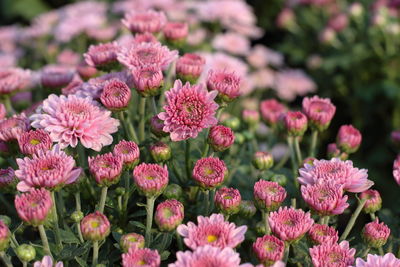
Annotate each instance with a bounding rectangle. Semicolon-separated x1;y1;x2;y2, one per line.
145;196;156;246
362;247;370;258
291;198;297;208
118;196;122;212
370;213;376;221
77;143;86;168
3;95;15;116
378;247;384;255
294;137;303;165
92;241;99;267
151;97;158;115
0;251;13;267
117;111;127;138
23;262;27;267
74;192;81;212
138;97;147;142
176;231;183;251
287;137;299;188
185;140;191;180
158;62;175;111
309;130;318;157
126;115;139;143
262;211;270;235
283;244;290;263
77;223;84;244
204;190;210;216
98;186;108;214
122;172;131;226
202;143;210;158
339;198;367;241
51;191;62;250
323;216;330;225
38;225;52;257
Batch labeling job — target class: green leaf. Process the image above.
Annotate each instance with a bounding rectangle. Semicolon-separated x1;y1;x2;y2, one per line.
112;231;122;242
136;202;146;207
160;251;170;261
75;256;88;267
59;229;80;244
59;242;91;260
129;221;146;230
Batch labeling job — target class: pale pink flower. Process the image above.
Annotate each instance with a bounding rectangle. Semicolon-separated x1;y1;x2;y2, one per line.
308;224;338;245
131;66;164;97
360;189;382;213
192;157;227;189
309;241;355;267
113;140;140;168
212;32;250;56
337;125;362;153
80;212;110;241
0;114;30;142
131;32;158;45
88;153;123;186
15;188;53;226
176;53;206;82
354;253;400;267
57;49;80;67
187;28;207;46
86;26;117;42
155;199;184;231
328;13;349;32
84;42;120;69
0;68;31;95
122;247;160;267
393;156;400;185
362;219;390;248
246;45;284;68
301;181;349;215
302;95;336;131
41;65;74;89
163;22;189;41
253;180;286;211
122;10;167;33
33;255;63;267
269;207;314;242
203;52;248;79
214;187;241;215
298;158;373;193
250;68;275;89
273;69;316;101
158;80;218;141
18;129;52;155
100;78;131;110
207;70;241;103
30;94;119;151
208;125;235;152
253;235;285;266
169;245;251;267
177;213;247;249
133;163;169;197
284;111;308;137
117;42;178;70
260;99;287;126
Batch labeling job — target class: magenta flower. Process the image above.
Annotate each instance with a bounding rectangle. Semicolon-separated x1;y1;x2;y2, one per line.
33;256;63;267
0;68;31;95
16;145;81;192
176;53;205;83
41;65;74;89
284;111;308;137
298;158;373;193
0;114;30;142
163;22;189;41
260;99;287;127
207;70;241;103
268;207;314;242
120;233;145;253
81;212;110;241
133;163;169;197
302;95;336;131
118;42;178;70
337;125;362;153
131;66;164;97
393;156;400;186
177;213;247;250
253;235;285;266
362;219;390;248
253;180;286;212
18;129;52;155
169;245;251;267
88;153;123;186
15;188;53;226
0;220;10;251
122;247;161;267
301;181;349;216
354;253;400;267
30;94;119;151
192;157;227;189
0;167;16;192
360;189;382;214
122;10;167;34
208;125;235;152
113;140;140;169
155;199;184;232
100;78;131;111
309;241;355;267
214;187;241;215
308;224;338;245
158;80;219;141
84;42;120;70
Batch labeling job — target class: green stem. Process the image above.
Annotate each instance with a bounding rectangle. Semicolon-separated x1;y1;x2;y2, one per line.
0;251;13;267
202;143;210;158
309;130;318;157
185;140;191;180
138;97;147;142
3;95;15;116
323;216;330;225
77;143;86;168
291;198;297;209
74;192;81;212
151;97;158;115
23;261;27;267
370;213;376;221
126;115;139;143
294;137;303;165
122;172;131;226
51;191;62;250
38;225;52;257
287;137;299;188
283;243;290;263
262;211;271;235
339;198;367;241
77;223;84;244
176;231;183;251
118;196;122;212
92;241;99;267
98;186;108;214
145;196;156;246
378;247;384;255
204;190;210;216
362;247;370;258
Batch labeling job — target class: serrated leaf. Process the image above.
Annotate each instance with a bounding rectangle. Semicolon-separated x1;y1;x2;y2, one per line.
59;242;91;260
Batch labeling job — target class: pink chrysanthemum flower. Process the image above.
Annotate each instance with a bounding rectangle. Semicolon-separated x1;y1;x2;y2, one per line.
260;99;287;127
302;95;336;131
15;188;53;226
308;223;338;245
253;235;285;266
362;219;390;248
242;110;260;127
30;94;119;151
284;111;308;137
113;140;140;169
117;42;178;70
77;61;98;80
298;158;373;193
253;180;286;212
337;125;362;154
0;114;30;142
84;42;120;70
214;187;241;215
18;129;52;155
212;32;250;56
155;199;184;232
41;65;74;89
122;10;167;34
33;255;63;267
301;181;349;216
0;104;6;120
158;80;219;141
131;66;164;97
354;253;400;267
169;245;251;267
163;22;189;41
0;68;31;95
176;53;206;83
208;125;235;152
268;207;314;242
252;151;274;170
393;156;400;186
0;167;16;192
177;213;247;249
15;145;81;192
131;32;158;45
120;233;145;253
100;78;131;110
133;163;169;197
207;70;241;103
309;241;355;267
88;153;123;186
0;219;10;251
122;247;161;267
360;189;382;214
192;157;227;189
80;211;110;241
273;69;316;101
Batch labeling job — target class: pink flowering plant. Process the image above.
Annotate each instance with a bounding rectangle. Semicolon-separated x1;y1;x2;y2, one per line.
0;1;400;267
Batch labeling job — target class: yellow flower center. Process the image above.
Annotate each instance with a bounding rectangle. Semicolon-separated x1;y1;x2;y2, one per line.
207;235;218;243
30;139;41;145
91;221;100;228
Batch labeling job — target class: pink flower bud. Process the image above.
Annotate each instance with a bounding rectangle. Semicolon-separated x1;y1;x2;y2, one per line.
80;212;110;241
284;111;308;137
0;104;5;120
0;220;10;251
252;151;274;170
163;22;189;42
207;70;241;103
214;187;241;215
132;66;164;97
276;8;296;29
254;180;286;212
192;157;227;189
328;13;349;32
260;99;287;127
327;143;341;159
133;163;169;197
84;42;120;71
113;140;140;170
362;219;390;248
122;10;167;34
337;125;362;153
150;142;171;162
0;167;17;193
308;224;338;245
120;233;145;253
18;129;52;155
100;79;131;111
176;53;205;84
253;235;285;266
77;61;97;80
150;115;168;137
393;155;400;185
242;109;260;128
302;96;336;131
360;189;382;214
122;247;161;267
208;125;235;152
15;188;53;226
155;199;184;231
88;153;123;186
